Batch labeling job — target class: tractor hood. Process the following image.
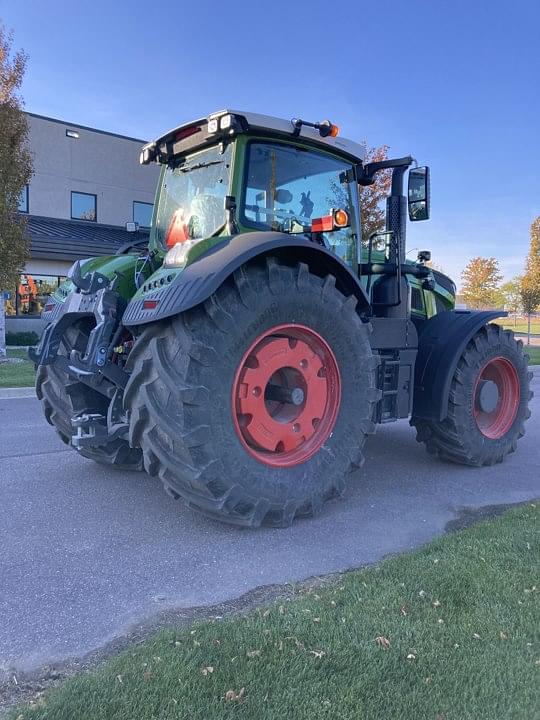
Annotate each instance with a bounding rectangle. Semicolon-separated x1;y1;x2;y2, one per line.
48;254;145;308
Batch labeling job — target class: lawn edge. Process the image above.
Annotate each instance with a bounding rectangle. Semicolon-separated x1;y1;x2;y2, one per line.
1;363;539;396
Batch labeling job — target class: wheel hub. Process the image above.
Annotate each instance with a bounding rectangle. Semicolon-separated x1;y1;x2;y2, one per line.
232;324;341;467
476;379;499;413
265;383;305;406
473;356;520;439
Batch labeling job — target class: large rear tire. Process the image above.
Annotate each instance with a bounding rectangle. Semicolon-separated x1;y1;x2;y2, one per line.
124;259;380;527
411;324;532;466
36;322;143;470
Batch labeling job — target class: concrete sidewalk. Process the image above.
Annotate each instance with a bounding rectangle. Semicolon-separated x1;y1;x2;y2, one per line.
0;386;36;399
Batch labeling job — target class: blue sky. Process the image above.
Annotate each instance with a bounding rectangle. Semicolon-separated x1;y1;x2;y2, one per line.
2;0;539;287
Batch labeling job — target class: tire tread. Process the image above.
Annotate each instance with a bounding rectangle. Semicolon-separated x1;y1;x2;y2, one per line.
125;258;380;527
411;324;532;467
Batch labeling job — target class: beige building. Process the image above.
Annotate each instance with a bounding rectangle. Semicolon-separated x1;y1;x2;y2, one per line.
6;112;160;333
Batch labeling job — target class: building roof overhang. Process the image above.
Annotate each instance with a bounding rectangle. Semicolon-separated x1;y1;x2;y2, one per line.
25;215;150;262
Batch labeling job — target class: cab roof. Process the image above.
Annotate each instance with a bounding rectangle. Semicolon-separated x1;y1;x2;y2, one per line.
141;109;367;166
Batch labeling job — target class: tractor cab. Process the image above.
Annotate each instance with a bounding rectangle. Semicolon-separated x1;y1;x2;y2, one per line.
140;110;367;268
140;110;437;321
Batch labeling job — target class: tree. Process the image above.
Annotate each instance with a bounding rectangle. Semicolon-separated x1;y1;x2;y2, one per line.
359;144;392;242
520;217;540;345
328;143;392;245
500;276;522;326
460;257;502;309
0;24;32;359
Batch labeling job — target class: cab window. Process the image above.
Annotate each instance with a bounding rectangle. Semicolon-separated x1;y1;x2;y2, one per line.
155;144;232;248
240;141;360;266
411;285;425;315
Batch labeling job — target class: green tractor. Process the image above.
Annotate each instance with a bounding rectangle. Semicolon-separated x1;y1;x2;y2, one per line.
31;110;532;526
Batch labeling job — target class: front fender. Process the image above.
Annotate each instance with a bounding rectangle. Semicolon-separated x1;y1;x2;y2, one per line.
412;309;507;422
122;232;370;326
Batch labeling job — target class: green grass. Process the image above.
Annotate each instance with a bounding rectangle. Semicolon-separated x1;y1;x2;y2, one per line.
0;337;537;392
501;320;540;335
525;346;540;365
0;348;36;388
10;504;539;720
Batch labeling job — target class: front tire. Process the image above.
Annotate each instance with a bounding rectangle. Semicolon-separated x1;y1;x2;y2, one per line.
124;259;380;527
36;322;143;470
411;324;532;466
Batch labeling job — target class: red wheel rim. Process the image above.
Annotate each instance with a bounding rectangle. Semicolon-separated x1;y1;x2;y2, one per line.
473;356;520;439
232;324;341;467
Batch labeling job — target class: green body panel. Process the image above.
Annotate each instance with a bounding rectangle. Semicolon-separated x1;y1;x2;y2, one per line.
51;254;152;304
137;263;175;291
425;279;455;315
131;238;232;303
133;242;455;317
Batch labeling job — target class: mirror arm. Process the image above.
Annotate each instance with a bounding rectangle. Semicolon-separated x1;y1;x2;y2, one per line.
390;164;408;196
358;155;414;186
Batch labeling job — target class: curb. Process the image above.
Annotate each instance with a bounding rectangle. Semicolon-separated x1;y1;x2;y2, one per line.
0;387;36;399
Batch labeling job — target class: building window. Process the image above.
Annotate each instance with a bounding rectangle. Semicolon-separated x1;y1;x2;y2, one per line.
133;201;153;228
18;185;29;213
71;191;96;221
3;274;66;317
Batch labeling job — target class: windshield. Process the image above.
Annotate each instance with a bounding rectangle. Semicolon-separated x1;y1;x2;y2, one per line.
155;144;232;248
240;141;360;265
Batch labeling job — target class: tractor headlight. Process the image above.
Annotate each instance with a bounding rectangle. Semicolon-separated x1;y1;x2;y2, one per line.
163;240;198;268
208;115;233;134
139;145;156;165
207;112;244;137
220;114;232;130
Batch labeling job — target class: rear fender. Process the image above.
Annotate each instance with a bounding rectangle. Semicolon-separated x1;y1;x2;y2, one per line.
122;232;371;326
413;310;507;422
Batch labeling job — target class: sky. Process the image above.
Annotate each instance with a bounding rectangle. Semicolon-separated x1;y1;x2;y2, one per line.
1;0;539;288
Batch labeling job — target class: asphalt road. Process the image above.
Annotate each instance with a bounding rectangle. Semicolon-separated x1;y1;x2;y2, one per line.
1;372;539;679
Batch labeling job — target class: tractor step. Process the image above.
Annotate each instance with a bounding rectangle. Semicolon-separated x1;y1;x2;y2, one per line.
71;412;128;449
375;350;415;423
377;355;400;423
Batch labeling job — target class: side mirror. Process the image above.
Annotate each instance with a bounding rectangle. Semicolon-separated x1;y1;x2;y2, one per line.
408;166;430;221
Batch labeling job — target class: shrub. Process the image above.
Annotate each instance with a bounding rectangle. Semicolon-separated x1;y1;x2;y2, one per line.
5;330;40;346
